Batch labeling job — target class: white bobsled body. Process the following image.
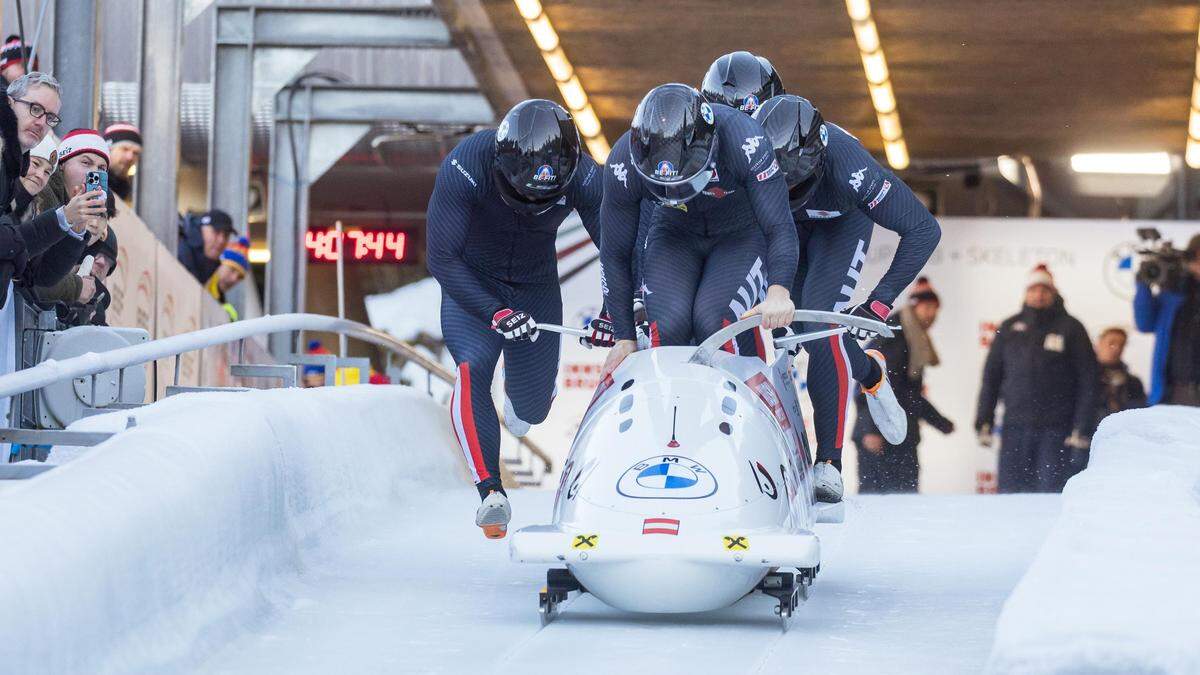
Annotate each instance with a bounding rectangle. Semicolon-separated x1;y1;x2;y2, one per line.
511;344;829;614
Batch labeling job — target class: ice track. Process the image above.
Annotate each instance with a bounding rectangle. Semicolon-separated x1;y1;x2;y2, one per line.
197;491;1058;675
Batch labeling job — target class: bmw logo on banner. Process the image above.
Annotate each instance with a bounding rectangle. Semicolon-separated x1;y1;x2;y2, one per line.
617;455;717;499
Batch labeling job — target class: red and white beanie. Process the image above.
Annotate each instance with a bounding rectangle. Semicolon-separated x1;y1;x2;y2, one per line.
1027;263;1055;291
56;128;109;165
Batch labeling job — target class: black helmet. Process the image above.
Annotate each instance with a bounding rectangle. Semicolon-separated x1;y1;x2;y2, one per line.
493;99;581;215
700;51;785;115
753;94;827;207
629;83;718;206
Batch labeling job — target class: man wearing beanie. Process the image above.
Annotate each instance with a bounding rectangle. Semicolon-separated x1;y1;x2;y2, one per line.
975;263;1098;493
205;235;248;320
103;123;141;201
0;35;34;86
851;277;954;493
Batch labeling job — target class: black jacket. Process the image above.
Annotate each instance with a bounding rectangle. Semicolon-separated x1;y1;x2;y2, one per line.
1095;361;1147;431
177;213;220;283
0;99;82;308
976;298;1099;433
852;327;952;448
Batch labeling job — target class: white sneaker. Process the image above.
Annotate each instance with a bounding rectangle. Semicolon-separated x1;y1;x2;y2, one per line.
812;462;844;503
862;349;908;445
503;395;531;437
475;491;511;539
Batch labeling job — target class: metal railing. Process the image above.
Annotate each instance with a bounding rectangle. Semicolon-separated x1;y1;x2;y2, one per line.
0;313;554;479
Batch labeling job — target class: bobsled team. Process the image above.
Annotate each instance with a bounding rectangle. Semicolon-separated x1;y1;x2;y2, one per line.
426;51;941;538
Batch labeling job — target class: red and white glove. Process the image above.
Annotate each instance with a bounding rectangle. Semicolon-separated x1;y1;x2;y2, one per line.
580;313;615;349
491;308;538;342
845;299;891;340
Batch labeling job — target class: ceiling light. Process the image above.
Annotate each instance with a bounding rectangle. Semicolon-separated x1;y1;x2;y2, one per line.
846;0;871;22
513;0;610;160
1070;152;1172;175
884;139;909;170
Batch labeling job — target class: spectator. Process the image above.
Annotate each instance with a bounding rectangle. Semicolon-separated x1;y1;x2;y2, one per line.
205;235;248;321
851;277;954;493
102;123;141;201
27;129;115;288
32;225;117;326
1;72;61;215
1094;327;1147;423
18;133;56;199
0;35;34;87
1134;234;1200;406
975;264;1098;493
177;209;234;283
303;340;331;387
0;74;100;310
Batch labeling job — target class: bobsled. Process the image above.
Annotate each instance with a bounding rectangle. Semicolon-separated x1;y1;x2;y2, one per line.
510;311;893;626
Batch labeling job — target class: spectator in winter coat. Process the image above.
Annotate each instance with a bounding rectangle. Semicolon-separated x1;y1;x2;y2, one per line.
1134;233;1200;406
852;277;954;493
25;129;115;295
102;123;141;201
0;75;102;310
32;225;117;326
1094;327;1147;425
975;264;1099;493
177;209;235;283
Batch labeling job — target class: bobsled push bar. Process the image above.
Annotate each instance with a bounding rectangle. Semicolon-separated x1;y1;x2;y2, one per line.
540;310;895;357
690;310;895;365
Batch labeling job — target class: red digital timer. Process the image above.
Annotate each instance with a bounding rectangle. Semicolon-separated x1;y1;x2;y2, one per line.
305;228;410;264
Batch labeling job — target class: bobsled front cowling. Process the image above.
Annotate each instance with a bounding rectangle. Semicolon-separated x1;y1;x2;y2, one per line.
530;347;819;613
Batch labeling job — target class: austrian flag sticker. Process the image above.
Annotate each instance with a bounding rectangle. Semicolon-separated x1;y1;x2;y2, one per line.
642;517;680;535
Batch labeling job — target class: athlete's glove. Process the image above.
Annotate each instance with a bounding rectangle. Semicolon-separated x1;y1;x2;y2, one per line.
491;308;538;342
845;299;892;340
580;313;615;349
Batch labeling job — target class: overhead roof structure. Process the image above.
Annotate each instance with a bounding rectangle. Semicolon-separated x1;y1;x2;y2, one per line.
475;0;1200;161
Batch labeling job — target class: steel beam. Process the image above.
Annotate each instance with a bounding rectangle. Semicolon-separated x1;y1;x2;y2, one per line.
53;0;99;132
209;4;453;234
275;85;494;125
265;84;494;357
136;0;184;249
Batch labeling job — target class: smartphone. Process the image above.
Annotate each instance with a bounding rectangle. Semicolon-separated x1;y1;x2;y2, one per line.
77;255;94;277
85;170;108;200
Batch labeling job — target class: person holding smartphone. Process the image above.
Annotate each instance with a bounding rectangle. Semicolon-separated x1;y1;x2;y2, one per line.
21;129;114;292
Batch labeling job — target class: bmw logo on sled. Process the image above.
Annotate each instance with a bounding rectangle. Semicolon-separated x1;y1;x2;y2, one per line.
511;311;894;627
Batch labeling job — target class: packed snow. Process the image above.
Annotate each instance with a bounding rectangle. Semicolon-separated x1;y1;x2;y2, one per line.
0;385;466;674
988;406;1200;674
6;383;1198;674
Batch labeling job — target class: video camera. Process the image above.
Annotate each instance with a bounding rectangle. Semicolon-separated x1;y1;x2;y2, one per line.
1135;227;1189;291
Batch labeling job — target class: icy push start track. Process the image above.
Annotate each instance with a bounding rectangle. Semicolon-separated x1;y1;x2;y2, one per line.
197;491;1058;675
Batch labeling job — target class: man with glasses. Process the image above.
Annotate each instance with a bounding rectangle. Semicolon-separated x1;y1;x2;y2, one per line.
1;72;61;215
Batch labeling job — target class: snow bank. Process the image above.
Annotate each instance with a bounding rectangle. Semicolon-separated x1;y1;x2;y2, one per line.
0;385;466;674
987;406;1200;674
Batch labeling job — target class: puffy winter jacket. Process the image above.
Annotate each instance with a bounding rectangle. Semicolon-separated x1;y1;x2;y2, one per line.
975;298;1099;433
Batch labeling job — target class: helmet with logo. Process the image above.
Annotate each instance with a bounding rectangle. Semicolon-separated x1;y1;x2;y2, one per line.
629;83;718;206
493;99;581;215
753;94;827;207
700;51;785;115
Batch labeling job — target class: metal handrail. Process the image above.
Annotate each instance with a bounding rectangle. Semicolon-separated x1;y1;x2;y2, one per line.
0;312;555;473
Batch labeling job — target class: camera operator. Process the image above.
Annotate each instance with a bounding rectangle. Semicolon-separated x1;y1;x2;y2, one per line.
1134;232;1200;406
